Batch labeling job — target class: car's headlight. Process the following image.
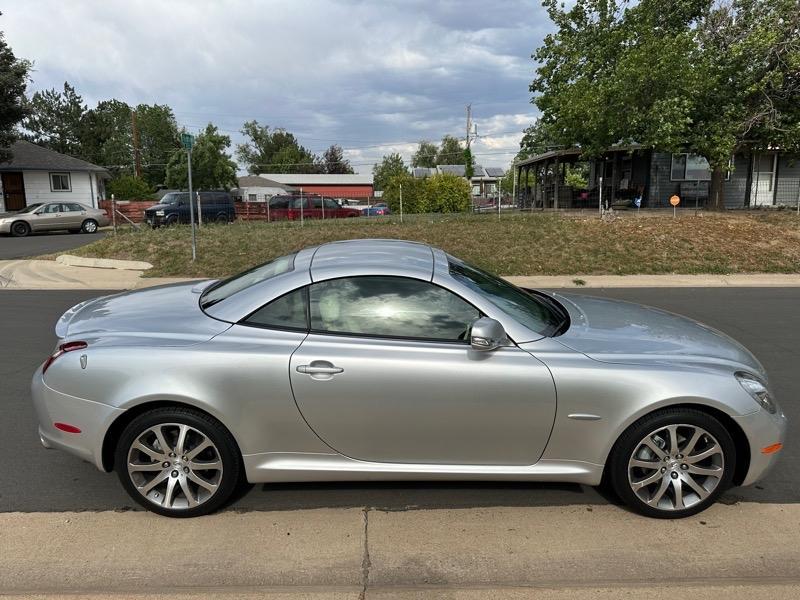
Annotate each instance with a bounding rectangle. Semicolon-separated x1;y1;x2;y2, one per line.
155;210;165;216
735;371;777;414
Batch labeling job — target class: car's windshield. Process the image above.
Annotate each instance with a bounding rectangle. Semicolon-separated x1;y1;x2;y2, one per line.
200;253;297;309
16;203;43;214
448;256;567;337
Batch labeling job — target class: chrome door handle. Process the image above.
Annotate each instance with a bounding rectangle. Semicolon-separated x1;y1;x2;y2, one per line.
296;364;344;375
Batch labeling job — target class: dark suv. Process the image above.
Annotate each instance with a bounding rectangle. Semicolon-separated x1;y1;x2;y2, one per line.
144;191;236;227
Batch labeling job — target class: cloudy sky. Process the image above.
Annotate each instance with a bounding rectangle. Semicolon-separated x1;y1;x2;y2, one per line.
2;0;550;173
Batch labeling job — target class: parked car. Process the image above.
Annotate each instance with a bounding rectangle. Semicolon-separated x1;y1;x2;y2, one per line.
265;195;361;220
144;191;236;227
33;240;785;518
0;201;109;237
362;202;391;216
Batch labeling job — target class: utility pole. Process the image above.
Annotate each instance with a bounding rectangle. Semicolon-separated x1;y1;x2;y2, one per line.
465;104;472;150
131;109;142;179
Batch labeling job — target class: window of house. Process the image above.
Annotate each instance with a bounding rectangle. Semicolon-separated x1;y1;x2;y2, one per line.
248;194;257;201
670;154;711;181
50;173;71;192
309;276;480;341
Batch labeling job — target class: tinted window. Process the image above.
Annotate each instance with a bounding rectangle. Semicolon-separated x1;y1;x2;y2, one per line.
448;257;563;336
65;203;84;212
310;276;479;341
323;198;339;209
269;196;291;209
245;288;308;330
290;197;306;209
310;197;323;209
200;253;296;308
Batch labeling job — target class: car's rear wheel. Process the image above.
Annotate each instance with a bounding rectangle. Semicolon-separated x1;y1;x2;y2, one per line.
114;407;241;517
11;221;30;237
81;219;98;234
608;408;735;518
215;212;228;223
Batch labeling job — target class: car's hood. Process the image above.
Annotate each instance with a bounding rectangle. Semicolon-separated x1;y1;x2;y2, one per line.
56;280;229;346
550;292;766;376
0;211;24;219
144;203;169;212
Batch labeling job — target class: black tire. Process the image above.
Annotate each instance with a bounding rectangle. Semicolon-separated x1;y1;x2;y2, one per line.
11;221;30;237
608;407;736;519
81;219;99;234
114;406;242;518
215;212;228;223
165;215;179;227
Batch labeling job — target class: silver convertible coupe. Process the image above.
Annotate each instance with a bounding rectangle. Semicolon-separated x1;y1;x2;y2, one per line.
33;240;786;518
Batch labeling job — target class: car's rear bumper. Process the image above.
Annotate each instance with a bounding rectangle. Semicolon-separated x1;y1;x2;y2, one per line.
32;366;124;471
734;407;788;486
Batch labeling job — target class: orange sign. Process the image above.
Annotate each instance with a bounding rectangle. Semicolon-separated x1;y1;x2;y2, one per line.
669;195;680;206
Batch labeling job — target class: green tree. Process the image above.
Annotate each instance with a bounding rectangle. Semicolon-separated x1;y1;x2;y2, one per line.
531;0;800;209
463;147;474;179
134;104;180;187
79;99;132;175
236;120;320;174
22;82;86;155
372;152;408;191
0;18;30;161
165;124;237;190
322;144;354;174
411;140;438;168
106;175;153;200
425;172;472;212
435;135;464;165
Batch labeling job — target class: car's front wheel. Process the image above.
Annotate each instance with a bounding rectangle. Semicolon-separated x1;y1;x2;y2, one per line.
114;407;241;517
608;408;735;518
11;221;30;237
81;219;98;234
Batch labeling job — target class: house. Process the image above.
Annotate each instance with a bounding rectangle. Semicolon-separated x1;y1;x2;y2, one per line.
0;140;109;212
256;173;374;200
413;164;505;197
231;176;295;202
514;146;800;209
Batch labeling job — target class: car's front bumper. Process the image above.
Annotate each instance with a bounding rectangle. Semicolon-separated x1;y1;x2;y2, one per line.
32;365;124;471
0;221;12;234
734;406;788;486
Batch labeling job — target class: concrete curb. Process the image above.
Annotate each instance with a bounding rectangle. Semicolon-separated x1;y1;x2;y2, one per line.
56;254;153;271
505;273;800;288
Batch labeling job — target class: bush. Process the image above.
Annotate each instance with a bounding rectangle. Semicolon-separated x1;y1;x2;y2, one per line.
425;173;471;213
106;175;154;200
383;172;471;214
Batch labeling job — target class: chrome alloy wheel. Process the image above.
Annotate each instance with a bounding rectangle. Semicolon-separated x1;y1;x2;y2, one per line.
627;424;725;511
126;423;223;510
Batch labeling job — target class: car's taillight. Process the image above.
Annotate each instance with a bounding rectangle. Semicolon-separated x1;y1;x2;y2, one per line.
42;341;88;374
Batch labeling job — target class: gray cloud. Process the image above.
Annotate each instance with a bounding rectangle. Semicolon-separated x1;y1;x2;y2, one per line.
3;0;549;172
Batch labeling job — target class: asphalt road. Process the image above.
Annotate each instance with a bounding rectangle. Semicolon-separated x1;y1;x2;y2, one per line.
0;230;106;260
1;288;797;512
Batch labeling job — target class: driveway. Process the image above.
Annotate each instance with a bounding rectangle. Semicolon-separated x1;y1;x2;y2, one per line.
0;230;106;259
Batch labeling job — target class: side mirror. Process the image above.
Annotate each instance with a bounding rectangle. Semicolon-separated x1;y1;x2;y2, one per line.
469;317;508;351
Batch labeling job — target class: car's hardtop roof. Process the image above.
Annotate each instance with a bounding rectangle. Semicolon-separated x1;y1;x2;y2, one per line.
303;239;439;282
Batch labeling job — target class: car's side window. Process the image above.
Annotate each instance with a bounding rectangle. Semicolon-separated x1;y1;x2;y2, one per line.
309;276;480;341
243;287;308;330
43;203;62;213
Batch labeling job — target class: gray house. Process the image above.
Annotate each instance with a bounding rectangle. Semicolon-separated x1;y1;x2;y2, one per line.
414;164;505;197
514;147;800;210
0;141;109;212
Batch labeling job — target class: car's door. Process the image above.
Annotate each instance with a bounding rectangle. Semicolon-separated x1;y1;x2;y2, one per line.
288;276;557;466
31;203;66;230
62;203;86;228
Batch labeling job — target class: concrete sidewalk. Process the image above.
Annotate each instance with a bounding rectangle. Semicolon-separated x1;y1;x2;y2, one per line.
2;258;800;291
0;259;192;290
2;503;799;598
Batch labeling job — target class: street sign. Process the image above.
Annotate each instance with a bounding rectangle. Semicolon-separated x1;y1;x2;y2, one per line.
669;195;680;206
180;133;195;150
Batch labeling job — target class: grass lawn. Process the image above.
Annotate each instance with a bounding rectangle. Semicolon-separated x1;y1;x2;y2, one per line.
68;210;800;278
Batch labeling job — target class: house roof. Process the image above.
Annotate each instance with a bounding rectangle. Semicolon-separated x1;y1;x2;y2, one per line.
236;175;294;190
0;140;109;173
412;167;437;178
257;173;374;186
